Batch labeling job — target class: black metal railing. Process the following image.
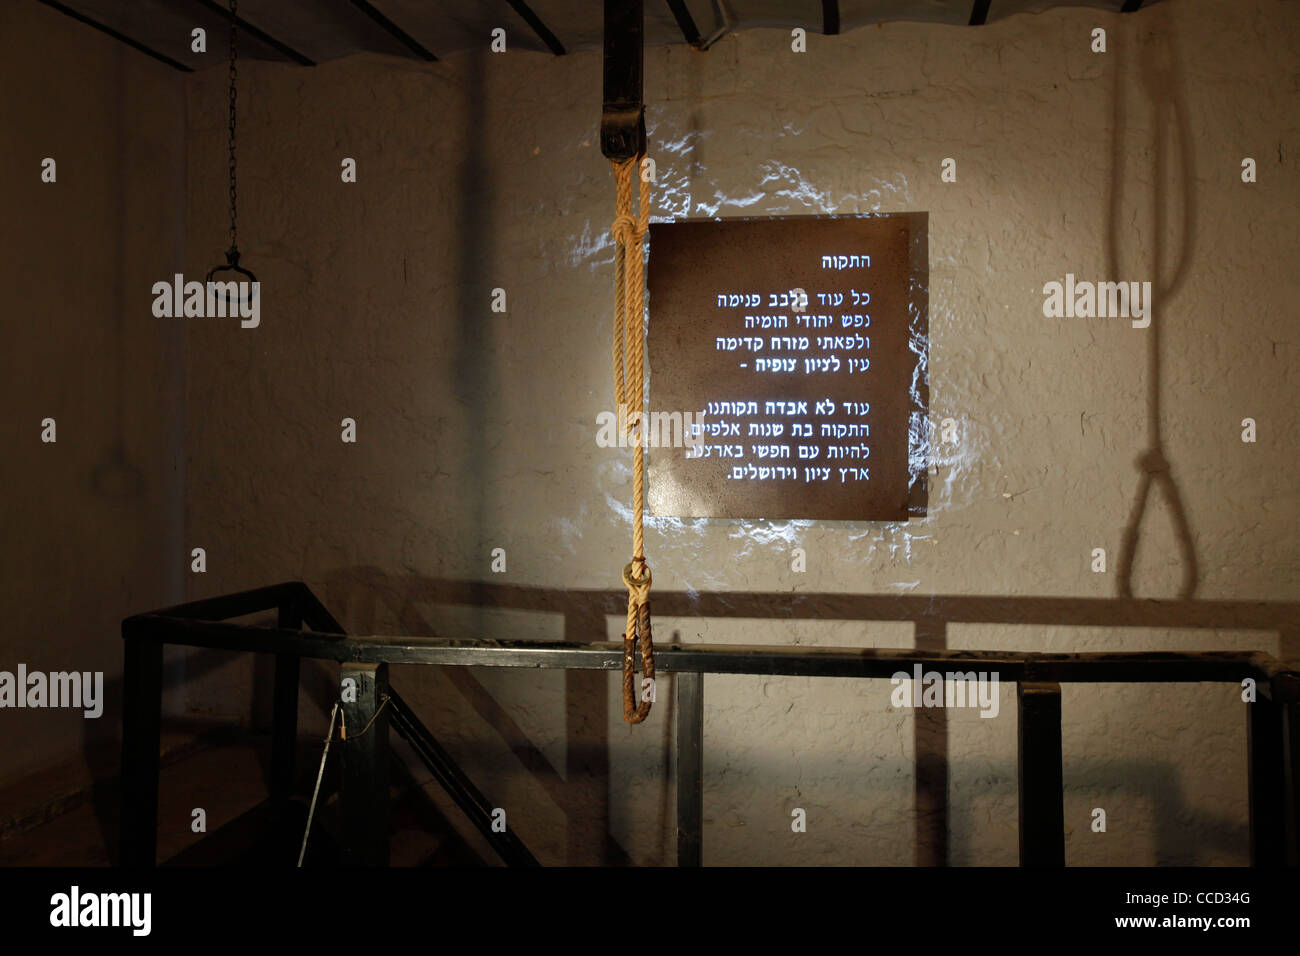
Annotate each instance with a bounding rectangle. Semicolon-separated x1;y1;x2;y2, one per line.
121;581;1300;867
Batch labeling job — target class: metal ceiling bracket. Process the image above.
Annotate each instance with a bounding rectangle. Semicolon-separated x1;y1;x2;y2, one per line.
601;0;645;161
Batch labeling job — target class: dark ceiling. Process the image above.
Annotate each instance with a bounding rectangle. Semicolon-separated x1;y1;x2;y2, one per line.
41;0;1168;72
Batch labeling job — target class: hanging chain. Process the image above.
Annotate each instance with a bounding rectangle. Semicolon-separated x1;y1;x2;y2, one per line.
226;0;239;259
205;0;255;297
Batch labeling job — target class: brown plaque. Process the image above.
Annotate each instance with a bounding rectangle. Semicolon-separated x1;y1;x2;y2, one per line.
646;214;928;521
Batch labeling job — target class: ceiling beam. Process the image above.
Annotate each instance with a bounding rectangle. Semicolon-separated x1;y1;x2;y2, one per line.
663;0;702;47
505;0;566;56
969;0;992;26
191;0;315;66
349;0;438;61
822;0;840;36
38;0;192;72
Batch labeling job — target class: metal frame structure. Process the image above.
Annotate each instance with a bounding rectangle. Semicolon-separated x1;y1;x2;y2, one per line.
120;581;1300;867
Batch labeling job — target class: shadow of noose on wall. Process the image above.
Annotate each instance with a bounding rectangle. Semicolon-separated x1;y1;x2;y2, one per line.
1107;25;1200;600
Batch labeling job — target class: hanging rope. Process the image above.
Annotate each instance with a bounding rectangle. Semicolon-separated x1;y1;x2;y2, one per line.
611;155;654;724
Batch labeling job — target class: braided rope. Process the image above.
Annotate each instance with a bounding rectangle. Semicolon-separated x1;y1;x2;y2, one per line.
612;156;653;724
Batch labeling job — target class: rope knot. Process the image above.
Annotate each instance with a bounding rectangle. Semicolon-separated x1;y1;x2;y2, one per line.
1137;449;1170;474
612;212;640;245
622;560;652;605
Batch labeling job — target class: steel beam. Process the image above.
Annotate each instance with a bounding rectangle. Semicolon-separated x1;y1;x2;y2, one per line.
270;604;302;840
676;672;704;866
121;614;1293;695
914;620;948;866
601;0;645;161
313;580;1298;632
218;580;1299;633
1249;694;1286;866
340;662;390;865
1017;681;1065;867
1286;701;1300;866
119;630;164;865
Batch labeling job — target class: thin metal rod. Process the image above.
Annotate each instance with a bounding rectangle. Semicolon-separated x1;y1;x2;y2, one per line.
349;0;437;61
190;0;315;65
39;0;193;72
505;0;565;55
298;702;340;867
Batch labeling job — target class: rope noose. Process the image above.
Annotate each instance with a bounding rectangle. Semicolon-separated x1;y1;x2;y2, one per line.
612;155;654;724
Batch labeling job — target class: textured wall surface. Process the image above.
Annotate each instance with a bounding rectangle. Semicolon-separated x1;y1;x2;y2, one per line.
174;0;1298;865
0;0;187;784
